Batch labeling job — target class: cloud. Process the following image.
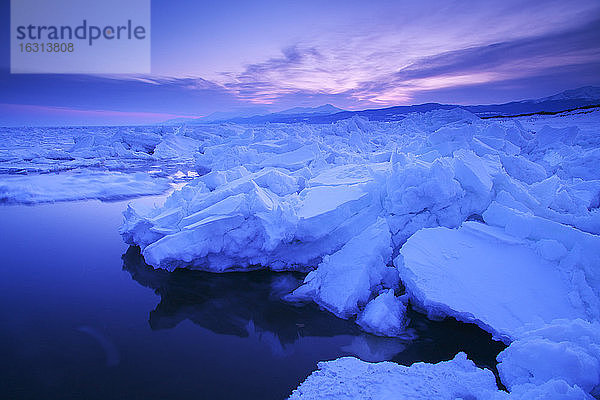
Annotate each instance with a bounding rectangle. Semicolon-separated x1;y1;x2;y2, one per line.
206;12;600;107
223;45;324;102
2;0;600;122
357;17;600;103
0;72;245;116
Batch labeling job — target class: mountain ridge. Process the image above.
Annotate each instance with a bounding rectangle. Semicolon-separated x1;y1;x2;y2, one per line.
165;86;600;125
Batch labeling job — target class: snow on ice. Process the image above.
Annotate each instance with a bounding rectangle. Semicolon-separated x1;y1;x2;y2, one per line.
289;353;506;400
3;106;600;398
117;107;600;398
0;126;203;203
290;350;595;399
0;170;171;204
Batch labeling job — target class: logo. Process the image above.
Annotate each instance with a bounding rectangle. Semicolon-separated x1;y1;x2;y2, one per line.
11;0;151;74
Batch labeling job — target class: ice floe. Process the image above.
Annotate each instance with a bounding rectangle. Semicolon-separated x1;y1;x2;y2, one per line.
397;221;592;341
116;108;600;398
0;125;218;203
0;170;171;204
4;107;599;398
289;353;506;400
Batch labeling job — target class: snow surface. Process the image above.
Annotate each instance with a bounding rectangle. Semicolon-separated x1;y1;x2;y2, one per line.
497;319;600;396
4;106;600;398
290;351;594;399
398;221;594;341
291;344;598;399
0;126;206;203
0;171;171;204
289;353;507;400
116;108;600;398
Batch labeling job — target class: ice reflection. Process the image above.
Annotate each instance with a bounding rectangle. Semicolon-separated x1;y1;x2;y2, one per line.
122;246;412;362
122;246;505;368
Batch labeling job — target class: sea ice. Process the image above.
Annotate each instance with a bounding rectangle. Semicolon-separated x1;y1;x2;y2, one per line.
109;108;600;397
0;170;171;204
356;289;408;337
289;353;506;400
3;106;600;399
397;221;592;341
497;319;600;395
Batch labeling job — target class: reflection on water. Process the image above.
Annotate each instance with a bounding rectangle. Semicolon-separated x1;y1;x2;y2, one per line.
122;246;409;362
0;199;507;400
76;326;121;367
123;246;506;371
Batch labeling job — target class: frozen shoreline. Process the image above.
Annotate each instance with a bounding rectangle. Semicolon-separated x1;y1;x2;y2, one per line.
2;108;599;398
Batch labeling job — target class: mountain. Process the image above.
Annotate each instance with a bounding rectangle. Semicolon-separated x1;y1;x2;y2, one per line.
462;87;600;118
298;86;600;123
163;104;344;125
273;104;344;115
205;104;349;124
164;87;600;125
536;86;600;102
201;107;271;122
163;106;271;125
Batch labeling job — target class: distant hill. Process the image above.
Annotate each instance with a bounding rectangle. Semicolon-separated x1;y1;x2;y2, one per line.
535;86;600;102
273;104;343;115
164;104;344;125
164;86;600;125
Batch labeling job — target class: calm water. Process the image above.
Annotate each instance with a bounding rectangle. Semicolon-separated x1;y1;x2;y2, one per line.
0;199;505;400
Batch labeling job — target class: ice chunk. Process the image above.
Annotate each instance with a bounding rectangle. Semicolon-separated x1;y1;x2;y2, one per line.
398;222;589;342
296;183;373;240
153;134;201;159
452;149;493;195
291;218;393;319
0;171;170;204
497;319;600;395
535;125;579;148
260;143;323;171
140;181;298;271
500;154;547;184
289;352;505;400
356;289;408;337
428;125;475;156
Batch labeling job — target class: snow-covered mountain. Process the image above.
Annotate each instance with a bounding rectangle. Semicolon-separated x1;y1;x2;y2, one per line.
163;104;344;125
168;86;599;125
273;104;344;115
535;86;600;102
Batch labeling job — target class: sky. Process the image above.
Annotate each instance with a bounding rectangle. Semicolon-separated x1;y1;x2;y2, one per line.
1;0;600;125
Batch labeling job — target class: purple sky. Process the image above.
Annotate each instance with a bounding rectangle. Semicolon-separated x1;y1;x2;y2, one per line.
1;0;600;125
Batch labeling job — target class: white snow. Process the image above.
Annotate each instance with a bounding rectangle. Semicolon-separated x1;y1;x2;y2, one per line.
114;109;600;397
152;134;201;159
0;170;171;204
398;221;590;342
118;110;600;343
5;106;600;399
289;353;506;400
356;289;409;337
497;318;600;398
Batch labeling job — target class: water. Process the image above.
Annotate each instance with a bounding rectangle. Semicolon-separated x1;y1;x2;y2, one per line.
0;199;505;400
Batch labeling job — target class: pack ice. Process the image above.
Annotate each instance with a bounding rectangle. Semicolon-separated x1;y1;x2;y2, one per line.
119;108;600;398
0;126;205;203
